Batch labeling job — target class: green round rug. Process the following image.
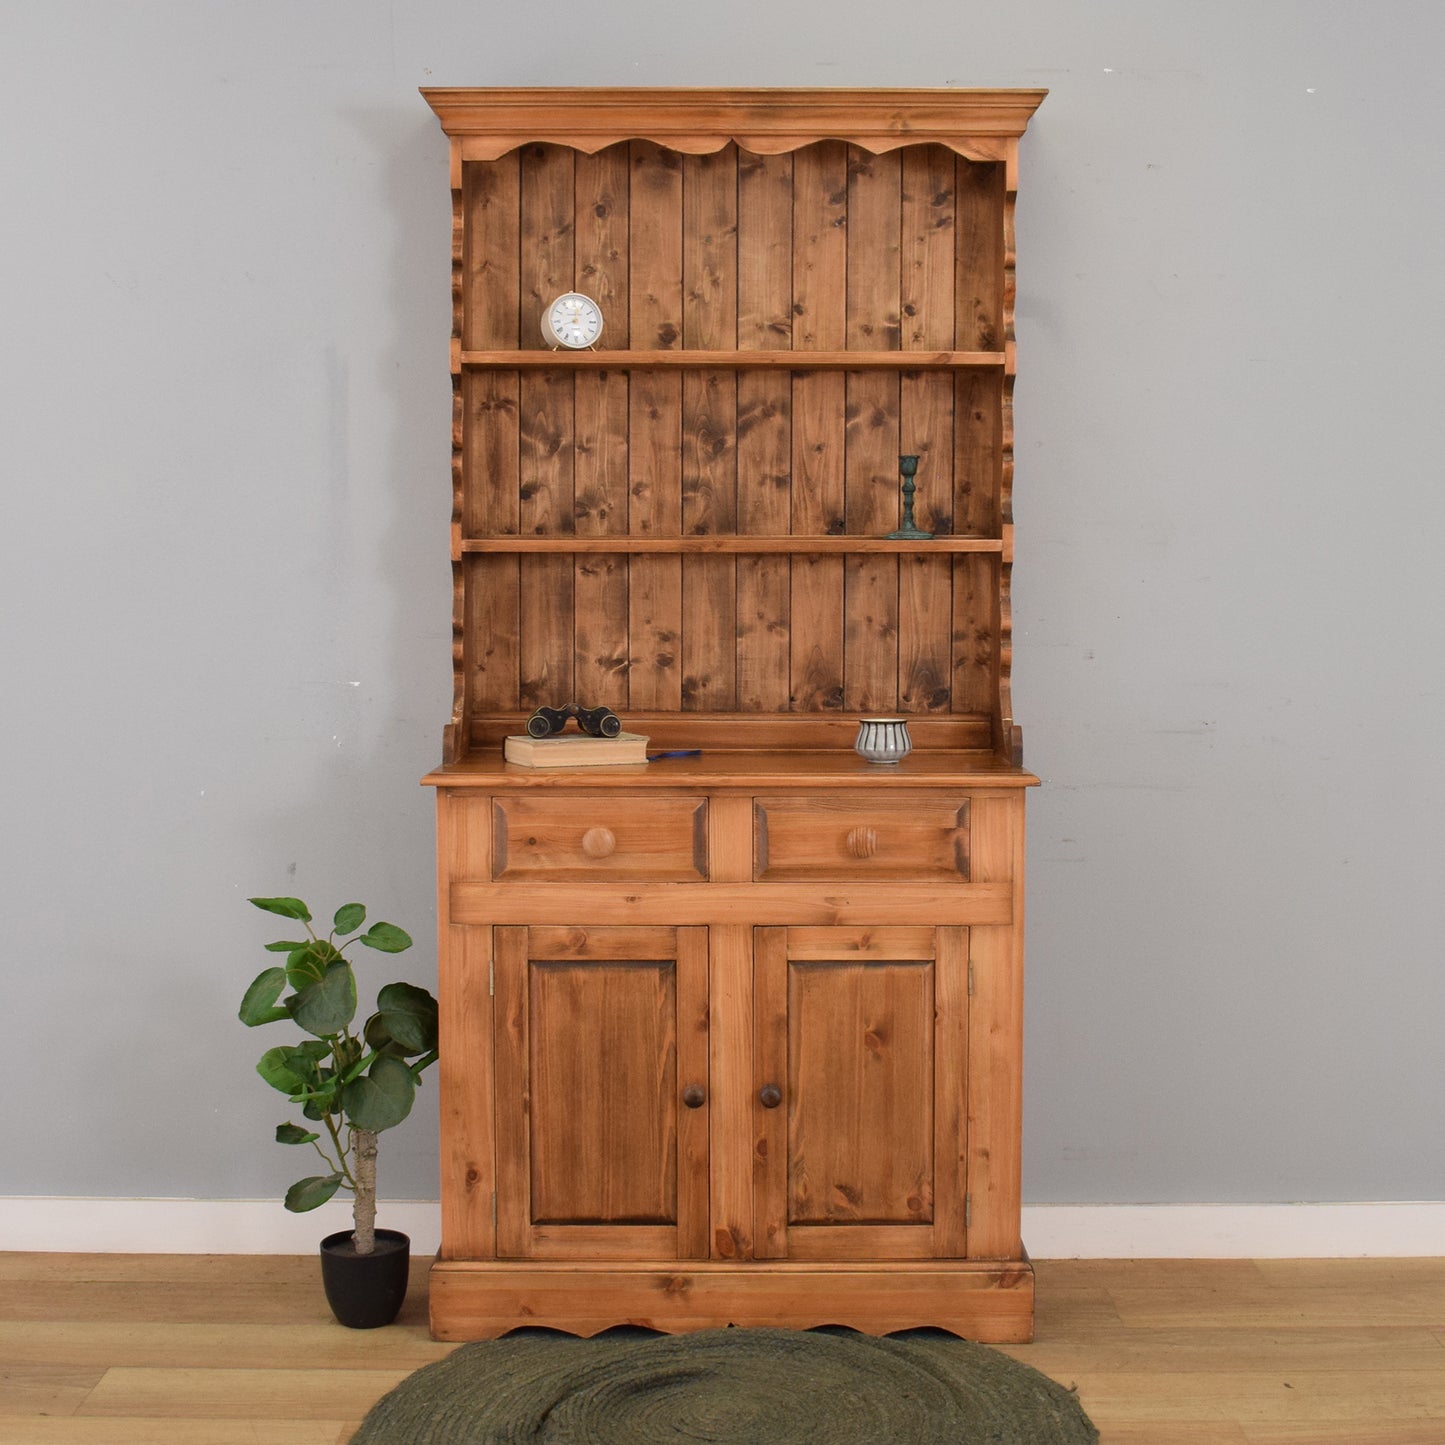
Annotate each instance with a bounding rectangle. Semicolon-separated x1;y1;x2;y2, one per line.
351;1327;1098;1444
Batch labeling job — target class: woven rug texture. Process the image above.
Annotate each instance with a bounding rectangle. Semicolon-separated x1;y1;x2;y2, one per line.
352;1325;1098;1444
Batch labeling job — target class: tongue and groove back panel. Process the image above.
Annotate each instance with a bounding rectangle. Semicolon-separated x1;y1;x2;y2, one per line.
451;137;1015;757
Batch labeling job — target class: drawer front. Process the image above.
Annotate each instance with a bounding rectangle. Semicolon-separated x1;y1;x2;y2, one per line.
493;796;708;882
754;795;969;882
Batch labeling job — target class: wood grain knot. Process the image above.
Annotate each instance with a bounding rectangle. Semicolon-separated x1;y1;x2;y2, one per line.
581;826;617;859
846;826;879;859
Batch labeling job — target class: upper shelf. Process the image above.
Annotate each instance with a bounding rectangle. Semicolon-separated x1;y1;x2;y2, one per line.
457;348;1008;372
456;535;1006;556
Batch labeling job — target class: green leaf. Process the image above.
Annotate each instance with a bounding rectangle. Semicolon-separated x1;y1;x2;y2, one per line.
263;939;305;953
257;1042;330;1095
238;968;289;1027
249;896;312;923
288;961;357;1038
284;1174;343;1212
342;1053;416;1133
285;940;340;991
358;922;412;954
333;902;366;936
257;1046;309;1095
363;1012;397;1055
275;1122;319;1145
374;982;439;1055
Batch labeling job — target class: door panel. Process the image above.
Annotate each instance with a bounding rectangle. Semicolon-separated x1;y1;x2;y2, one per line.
754;925;969;1261
528;959;677;1224
494;924;709;1259
787;958;934;1224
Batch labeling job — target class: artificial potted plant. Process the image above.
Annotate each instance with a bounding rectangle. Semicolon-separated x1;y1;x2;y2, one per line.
239;895;439;1328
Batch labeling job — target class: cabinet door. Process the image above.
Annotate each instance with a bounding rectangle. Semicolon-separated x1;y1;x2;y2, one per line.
753;926;970;1261
493;925;709;1260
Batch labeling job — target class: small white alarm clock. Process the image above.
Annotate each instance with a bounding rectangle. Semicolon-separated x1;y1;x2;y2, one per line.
542;292;604;350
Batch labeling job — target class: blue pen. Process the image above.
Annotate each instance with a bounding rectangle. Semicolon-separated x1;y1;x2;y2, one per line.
648;749;702;759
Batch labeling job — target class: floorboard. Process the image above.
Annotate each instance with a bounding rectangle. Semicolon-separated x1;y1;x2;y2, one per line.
0;1255;1441;1443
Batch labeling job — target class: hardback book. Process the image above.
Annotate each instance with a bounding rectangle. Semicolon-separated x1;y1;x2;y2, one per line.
503;731;650;768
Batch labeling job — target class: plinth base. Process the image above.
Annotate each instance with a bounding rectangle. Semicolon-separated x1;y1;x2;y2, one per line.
429;1256;1035;1343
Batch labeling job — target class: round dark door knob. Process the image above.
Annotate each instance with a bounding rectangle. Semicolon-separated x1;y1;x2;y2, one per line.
759;1084;783;1109
682;1085;706;1109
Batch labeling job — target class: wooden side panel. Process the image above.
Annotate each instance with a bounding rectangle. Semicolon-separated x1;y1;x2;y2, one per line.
736;150;794;711
955;159;1005;352
953;160;1006;739
628;141;684;710
900;145;956;354
461;155;521;540
518;145;576;710
899;553;953;712
462;153;521;353
460;156;521;732
791;141;848;713
436;794;495;1261
575;145;631;347
954;370;1002;537
844;148;901;714
952;553;999;717
491;925;531;1259
682;149;739;712
932;925;971;1257
573;147;631;710
462;372;521;538
572;552;629;709
464;555;520;712
965;793;1024;1260
897;145;956;715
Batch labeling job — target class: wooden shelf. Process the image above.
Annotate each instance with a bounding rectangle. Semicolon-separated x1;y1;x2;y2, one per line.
457;535;1004;555
457;348;1006;371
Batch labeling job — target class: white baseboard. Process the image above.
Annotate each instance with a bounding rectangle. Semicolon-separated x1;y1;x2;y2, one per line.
1;1198;1442;1257
1021;1202;1445;1258
0;1198;444;1255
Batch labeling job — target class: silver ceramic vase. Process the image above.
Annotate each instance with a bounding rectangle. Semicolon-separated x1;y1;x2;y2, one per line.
854;716;912;765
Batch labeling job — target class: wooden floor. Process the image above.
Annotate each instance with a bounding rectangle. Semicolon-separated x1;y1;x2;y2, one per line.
1;1255;1443;1443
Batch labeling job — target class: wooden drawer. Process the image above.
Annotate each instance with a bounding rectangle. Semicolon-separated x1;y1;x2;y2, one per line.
493;796;708;882
754;794;969;882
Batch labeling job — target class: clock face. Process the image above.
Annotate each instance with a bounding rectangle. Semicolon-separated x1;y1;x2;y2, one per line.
543;292;604;349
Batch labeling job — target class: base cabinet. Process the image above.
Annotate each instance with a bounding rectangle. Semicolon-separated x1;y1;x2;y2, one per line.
428;776;1034;1342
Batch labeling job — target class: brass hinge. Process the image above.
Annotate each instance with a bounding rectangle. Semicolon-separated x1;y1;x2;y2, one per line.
489;953;494;996
968;960;975;997
965;1193;973;1228
491;1192;497;1228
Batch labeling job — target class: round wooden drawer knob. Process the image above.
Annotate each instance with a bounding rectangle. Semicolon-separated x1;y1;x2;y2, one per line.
759;1084;783;1109
846;826;879;859
580;826;616;859
682;1085;706;1109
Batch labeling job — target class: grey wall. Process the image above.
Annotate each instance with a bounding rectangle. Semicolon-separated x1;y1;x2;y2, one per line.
3;1;1442;1210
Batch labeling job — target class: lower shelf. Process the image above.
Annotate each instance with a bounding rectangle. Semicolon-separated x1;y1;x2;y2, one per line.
429;1257;1035;1344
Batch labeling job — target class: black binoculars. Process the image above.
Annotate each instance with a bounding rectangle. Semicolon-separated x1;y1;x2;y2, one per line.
525;703;623;739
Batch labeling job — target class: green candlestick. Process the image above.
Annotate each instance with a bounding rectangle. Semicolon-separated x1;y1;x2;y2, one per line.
886;455;933;540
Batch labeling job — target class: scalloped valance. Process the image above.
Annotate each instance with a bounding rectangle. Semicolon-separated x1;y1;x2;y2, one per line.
421;86;1047;164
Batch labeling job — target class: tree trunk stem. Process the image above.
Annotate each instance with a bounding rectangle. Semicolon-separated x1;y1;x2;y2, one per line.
353;1129;378;1255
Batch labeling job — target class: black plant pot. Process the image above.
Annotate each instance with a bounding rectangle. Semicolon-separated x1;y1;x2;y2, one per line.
319;1228;410;1329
